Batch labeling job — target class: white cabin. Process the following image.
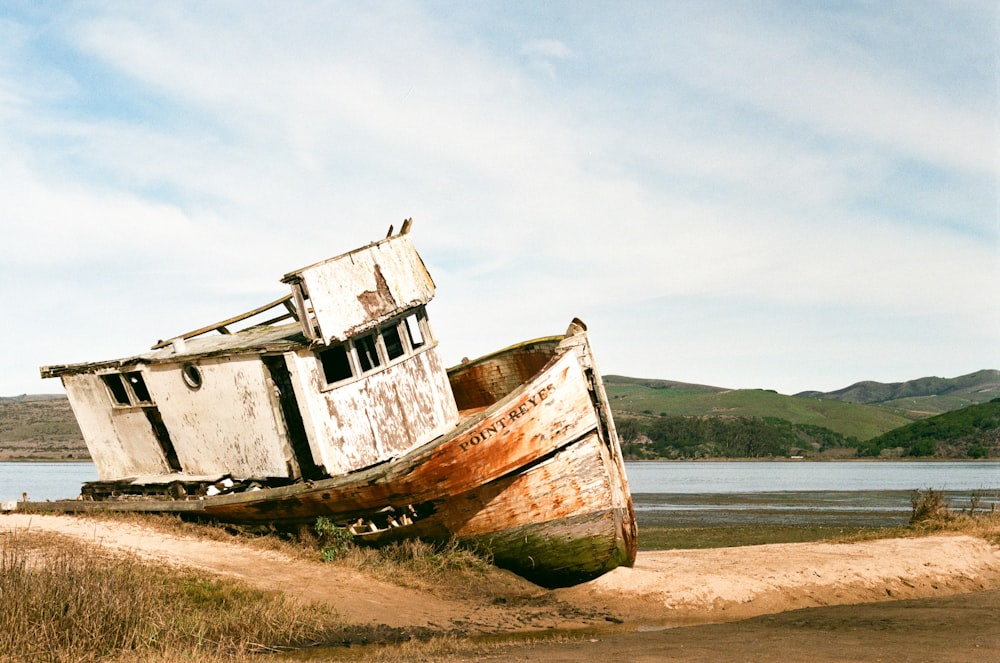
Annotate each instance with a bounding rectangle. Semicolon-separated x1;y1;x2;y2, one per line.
42;228;461;485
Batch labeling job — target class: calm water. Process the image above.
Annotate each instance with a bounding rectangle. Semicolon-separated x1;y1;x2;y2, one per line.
0;462;97;502
2;460;998;527
628;460;1000;528
626;460;1000;493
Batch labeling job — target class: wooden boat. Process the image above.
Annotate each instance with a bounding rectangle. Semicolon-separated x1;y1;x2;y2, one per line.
14;223;637;587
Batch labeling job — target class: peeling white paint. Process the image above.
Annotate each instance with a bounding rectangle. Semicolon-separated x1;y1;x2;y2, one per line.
285;235;434;344
48;232;459;484
288;345;459;475
62;373;170;480
144;357;294;477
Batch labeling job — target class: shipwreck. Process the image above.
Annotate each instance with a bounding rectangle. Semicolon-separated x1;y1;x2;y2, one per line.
14;222;637;587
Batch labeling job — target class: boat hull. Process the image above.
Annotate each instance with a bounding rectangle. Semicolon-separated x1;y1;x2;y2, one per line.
16;330;637;587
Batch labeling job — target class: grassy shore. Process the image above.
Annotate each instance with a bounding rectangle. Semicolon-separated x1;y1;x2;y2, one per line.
0;514;525;663
2;493;997;663
0;530;343;663
637;524;909;550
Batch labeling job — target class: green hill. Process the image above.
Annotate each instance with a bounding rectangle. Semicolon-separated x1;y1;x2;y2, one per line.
4;369;997;461
604;376;912;442
795;369;1000;416
856;399;1000;458
616;414;862;460
0;396;87;461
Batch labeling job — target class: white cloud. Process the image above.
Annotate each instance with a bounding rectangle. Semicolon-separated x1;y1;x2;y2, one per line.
638;3;994;176
0;1;995;397
521;38;571;60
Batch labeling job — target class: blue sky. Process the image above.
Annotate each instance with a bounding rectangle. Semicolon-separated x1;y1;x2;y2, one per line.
1;1;997;396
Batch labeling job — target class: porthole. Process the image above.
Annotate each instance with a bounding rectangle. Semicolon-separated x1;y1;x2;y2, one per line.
181;363;203;390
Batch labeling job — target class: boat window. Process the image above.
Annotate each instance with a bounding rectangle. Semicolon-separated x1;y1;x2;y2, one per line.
317;313;428;388
125;371;152;404
383;323;405;361
102;374;131;406
182;363;203;390
403;313;425;349
319;344;353;384
356;333;381;373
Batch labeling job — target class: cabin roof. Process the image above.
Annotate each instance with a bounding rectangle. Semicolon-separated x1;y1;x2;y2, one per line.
40;224;432;379
40;322;308;378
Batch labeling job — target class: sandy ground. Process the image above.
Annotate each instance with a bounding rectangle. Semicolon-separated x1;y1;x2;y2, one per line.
3;513;1000;660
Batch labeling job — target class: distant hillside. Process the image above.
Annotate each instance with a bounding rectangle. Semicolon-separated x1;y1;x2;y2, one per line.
0;396;87;461
602;376;726;394
856;399;1000;458
5;370;997;462
796;370;1000;416
0;393;68;403
603;376;912;442
617;414;861;460
604;372;999;459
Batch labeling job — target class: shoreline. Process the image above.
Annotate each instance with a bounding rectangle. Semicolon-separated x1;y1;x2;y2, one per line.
3;512;998;661
4;456;1000;463
625;456;1000;462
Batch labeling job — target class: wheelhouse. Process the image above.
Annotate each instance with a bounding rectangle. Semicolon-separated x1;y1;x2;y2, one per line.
42;225;461;488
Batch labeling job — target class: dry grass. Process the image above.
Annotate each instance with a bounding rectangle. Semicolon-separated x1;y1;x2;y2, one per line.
340;632;593;663
908;488;1000;544
28;498;998;662
76;511;312;557
80;511;537;601
0;515;543;662
0;530;342;663
309;516;542;602
823;490;1000;546
324;537;526;599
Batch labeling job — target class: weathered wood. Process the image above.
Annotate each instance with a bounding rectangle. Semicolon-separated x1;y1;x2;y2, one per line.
355;432;636;586
288;280;317;340
14;499;205;514
193;333;633;585
151;294;296;349
35;228;636;586
31;331;636;585
286;342;459;476
281;234;435;344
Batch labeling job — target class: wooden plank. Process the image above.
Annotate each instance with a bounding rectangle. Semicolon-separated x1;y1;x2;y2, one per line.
289;281;316;340
197;347;596;521
151;294;295;349
15;499;205;514
288;235;434;344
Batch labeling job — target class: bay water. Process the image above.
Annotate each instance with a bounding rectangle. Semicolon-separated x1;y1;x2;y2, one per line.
0;461;97;502
2;460;998;528
628;460;1000;528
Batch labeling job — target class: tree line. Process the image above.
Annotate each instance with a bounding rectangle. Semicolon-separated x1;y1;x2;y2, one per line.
617;399;1000;459
617;414;856;459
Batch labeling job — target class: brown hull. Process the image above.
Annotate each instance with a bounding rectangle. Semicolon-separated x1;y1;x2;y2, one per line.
16;330;637;587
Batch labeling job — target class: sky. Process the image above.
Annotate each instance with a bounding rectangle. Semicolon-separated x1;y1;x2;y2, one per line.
1;1;997;397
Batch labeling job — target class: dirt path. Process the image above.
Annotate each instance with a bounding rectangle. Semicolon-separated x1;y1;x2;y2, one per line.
479;590;1000;662
556;535;1000;626
3;513;1000;643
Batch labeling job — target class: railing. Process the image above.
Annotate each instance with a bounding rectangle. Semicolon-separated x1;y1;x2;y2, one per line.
150;294;301;350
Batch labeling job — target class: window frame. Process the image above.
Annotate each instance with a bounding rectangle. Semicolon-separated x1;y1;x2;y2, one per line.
101;370;156;407
354;332;382;373
315;308;433;390
401;311;427;352
318;343;354;385
125;371;153;404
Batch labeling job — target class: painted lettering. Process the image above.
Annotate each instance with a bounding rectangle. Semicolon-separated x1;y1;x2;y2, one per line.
459;383;558;452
